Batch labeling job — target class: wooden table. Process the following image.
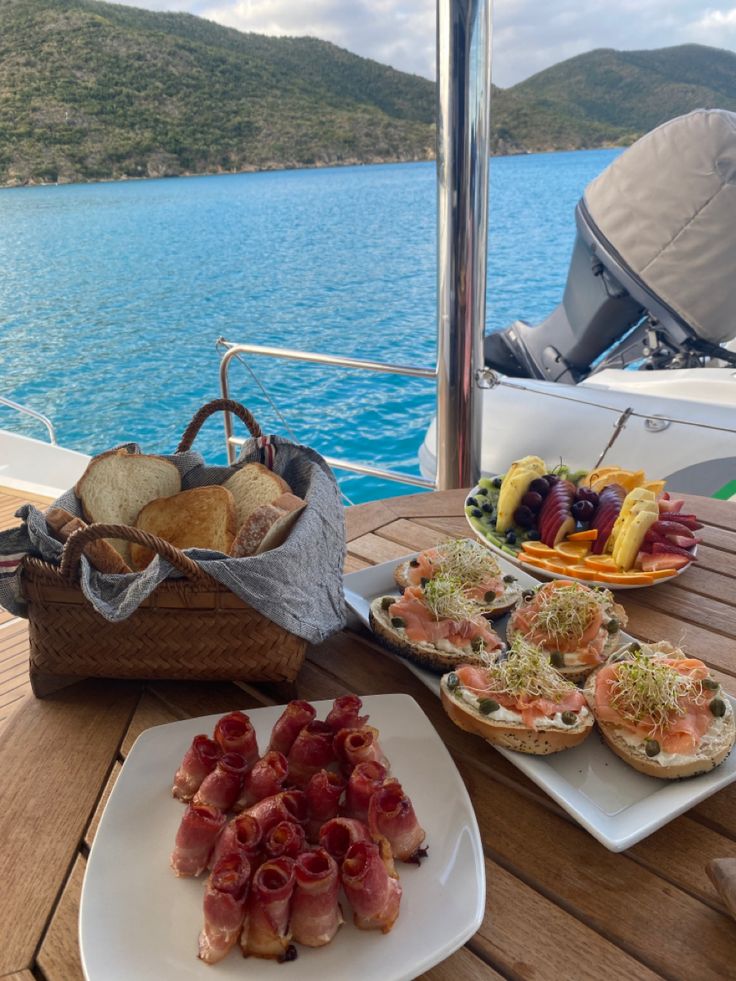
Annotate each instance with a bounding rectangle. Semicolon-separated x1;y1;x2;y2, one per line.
2;487;736;980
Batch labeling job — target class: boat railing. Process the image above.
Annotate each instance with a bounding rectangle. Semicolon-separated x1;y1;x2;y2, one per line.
0;396;56;444
217;338;437;489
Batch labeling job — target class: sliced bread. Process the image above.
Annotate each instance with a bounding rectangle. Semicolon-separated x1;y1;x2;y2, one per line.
75;449;181;562
222;463;291;528
230;493;306;558
130;486;237;570
45;507;132;575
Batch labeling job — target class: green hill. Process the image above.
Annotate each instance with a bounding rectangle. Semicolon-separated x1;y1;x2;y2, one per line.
2;0;736;185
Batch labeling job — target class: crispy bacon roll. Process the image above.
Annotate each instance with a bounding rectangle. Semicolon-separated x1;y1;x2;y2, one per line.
198;853;251;964
305;769;346;842
287;721;337;787
210;812;263;871
245;789;308;834
268;700;317;756
240;857;296;960
324;694;369;733
213;711;259;767
344;760;388;824
368;779;426;863
170;802;227;878
263;820;306;860
172;735;220;802
193;752;249;813
319;817;372;862
235;751;288;811
341;840;402;933
333;726;388;773
290;849;343;947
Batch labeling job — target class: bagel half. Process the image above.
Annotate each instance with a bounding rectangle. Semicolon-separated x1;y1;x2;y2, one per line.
368;596;498;674
394;559;523;618
440;673;594;755
584;660;736;779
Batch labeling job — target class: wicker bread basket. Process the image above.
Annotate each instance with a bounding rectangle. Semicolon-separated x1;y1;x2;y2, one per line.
22;400;308;696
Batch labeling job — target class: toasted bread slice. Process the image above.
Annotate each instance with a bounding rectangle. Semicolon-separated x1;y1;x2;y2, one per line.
130;486;237;569
394;558;522;619
230;493;306;558
440;673;594;754
75;449;181;562
222;463;291;528
368;596;499;674
45;507;132;575
584;653;735;779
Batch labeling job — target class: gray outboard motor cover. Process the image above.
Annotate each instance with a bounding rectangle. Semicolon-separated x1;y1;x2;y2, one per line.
585;108;736;345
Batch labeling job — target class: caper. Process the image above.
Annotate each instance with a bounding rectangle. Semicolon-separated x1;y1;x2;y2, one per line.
390;616;406;629
710;698;726;718
484;590;496;603
472;508;483;518
446;672;459;691
409;559;420;568
381;597;393;610
522;589;535;601
703;678;719;691
493;476;503;488
479;698;500;715
561;711;577;726
471;637;484;652
550;651;564;668
420;577;430;588
503;575;516;584
645;739;660;757
606;618;620;634
628;643;641;656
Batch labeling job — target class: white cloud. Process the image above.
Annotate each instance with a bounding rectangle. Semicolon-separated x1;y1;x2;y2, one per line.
111;0;736;86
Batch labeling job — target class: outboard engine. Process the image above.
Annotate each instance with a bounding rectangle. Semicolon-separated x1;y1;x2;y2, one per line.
486;108;736;383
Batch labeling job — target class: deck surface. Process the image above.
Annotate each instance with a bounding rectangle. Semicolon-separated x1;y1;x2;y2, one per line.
1;486;736;979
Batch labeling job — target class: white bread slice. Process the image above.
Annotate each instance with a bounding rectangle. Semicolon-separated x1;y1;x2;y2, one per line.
440;673;593;754
222;463;291;528
45;507;132;575
75;449;181;562
130;486;237;570
584;657;735;779
230;493;306;558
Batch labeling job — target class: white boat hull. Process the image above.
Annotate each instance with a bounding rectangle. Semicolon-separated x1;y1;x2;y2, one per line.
0;429;89;498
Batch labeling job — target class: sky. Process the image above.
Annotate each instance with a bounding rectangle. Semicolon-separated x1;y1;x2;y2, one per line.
113;0;736;87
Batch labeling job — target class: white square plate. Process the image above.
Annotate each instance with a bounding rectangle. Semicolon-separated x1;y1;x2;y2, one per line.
80;694;485;981
344;550;736;852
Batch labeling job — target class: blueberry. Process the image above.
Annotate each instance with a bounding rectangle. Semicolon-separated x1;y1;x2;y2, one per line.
505;531;517;544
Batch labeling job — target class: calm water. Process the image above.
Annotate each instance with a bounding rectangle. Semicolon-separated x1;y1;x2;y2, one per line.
0;149;620;502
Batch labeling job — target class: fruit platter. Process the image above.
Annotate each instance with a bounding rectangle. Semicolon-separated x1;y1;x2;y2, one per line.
465;456;702;588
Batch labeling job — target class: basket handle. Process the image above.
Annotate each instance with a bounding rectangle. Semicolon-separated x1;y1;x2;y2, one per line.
59;524;213;584
177;398;262;453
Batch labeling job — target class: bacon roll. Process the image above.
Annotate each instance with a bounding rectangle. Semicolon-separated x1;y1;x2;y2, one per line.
172;734;220;802
290;849;343;947
198;853;251;964
213;711;259;767
345;760;388;824
368;779;426;863
193;752;249;813
287;721;337;787
245;789;307;834
268;700;317;756
263;820;306;860
333;726;388;773
324;694;369;733
305;769;346;842
234;751;288;811
210;812;263;871
341;840;402;933
170;802;227;877
240;857;296;960
319;817;372;862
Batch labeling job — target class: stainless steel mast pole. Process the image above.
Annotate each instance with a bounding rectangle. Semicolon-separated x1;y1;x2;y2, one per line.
436;0;492;489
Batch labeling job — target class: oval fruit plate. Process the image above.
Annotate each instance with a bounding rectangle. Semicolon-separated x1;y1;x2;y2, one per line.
463;460;701;590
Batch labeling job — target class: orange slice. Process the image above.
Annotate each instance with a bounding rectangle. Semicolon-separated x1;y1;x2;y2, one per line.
596;570;656;585
642;479;666;496
567;529;598;541
554;541;591;560
562;564;601;581
519;555;571;575
583;555;617;570
520;541;557;558
646;568;678;580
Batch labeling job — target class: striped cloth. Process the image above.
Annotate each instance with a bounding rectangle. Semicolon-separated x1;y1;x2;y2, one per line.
0;437;346;645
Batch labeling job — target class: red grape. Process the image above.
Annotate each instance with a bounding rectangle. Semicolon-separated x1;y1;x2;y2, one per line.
521;491;544;512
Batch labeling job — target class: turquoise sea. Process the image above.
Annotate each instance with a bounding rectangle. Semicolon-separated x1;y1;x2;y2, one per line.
0;148;620;502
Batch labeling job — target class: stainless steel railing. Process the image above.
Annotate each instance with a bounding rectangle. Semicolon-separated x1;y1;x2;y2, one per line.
217;339;437;488
0;396;57;444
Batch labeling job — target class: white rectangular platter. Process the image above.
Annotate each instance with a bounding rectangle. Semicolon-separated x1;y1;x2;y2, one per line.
80;694;485;981
344;548;736;852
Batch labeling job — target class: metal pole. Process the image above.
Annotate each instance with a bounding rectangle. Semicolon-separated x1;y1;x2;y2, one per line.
436;0;492;489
